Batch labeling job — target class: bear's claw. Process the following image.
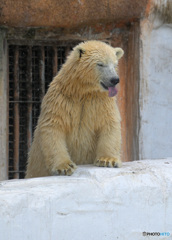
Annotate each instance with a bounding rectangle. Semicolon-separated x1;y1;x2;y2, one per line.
94;157;122;168
51;161;77;176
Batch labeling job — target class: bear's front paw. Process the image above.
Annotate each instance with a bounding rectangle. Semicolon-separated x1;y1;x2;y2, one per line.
51;160;77;176
94;157;122;168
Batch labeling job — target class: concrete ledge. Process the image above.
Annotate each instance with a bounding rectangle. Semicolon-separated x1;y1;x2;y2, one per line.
0;159;172;240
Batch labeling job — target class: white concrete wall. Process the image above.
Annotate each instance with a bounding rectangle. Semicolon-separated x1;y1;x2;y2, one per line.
0;159;172;240
139;0;172;159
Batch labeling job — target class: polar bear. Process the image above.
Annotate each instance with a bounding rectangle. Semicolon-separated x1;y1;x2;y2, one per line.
25;40;124;178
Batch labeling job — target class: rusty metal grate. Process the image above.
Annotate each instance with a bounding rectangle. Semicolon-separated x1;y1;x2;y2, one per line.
8;43;77;179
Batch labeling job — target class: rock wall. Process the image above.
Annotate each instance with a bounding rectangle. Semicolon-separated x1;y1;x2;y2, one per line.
139;0;172;159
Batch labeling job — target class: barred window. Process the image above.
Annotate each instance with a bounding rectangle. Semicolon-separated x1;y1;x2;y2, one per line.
8;42;78;179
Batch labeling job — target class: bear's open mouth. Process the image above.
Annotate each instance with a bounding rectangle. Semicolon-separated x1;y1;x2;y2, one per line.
100;82;118;97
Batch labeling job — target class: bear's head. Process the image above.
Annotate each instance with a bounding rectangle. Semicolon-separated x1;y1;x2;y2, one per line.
61;41;124;97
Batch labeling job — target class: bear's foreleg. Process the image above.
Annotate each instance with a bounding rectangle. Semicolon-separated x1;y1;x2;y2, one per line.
95;121;122;168
40;127;77;175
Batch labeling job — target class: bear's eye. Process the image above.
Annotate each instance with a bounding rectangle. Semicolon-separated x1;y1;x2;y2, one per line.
97;63;104;67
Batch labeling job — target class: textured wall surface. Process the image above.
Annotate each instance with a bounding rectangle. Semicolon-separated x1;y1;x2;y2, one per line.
139;0;172;159
0;159;172;240
0;0;147;28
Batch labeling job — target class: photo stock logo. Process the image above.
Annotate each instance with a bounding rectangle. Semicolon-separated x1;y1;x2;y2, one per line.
142;232;170;237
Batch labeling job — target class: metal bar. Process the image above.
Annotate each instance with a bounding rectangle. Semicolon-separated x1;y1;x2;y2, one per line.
39;46;45;100
7;40;80;47
6;44;10;180
53;46;58;77
9;100;41;103
0;30;8;181
13;46;19;179
26;46;32;151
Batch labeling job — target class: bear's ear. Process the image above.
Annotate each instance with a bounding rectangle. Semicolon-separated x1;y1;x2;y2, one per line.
114;48;124;60
78;48;85;58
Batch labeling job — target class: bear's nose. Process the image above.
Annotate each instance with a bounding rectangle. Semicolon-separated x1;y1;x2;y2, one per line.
110;78;119;85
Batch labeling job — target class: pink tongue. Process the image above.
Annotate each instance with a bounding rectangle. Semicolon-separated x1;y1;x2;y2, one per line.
108;86;118;97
